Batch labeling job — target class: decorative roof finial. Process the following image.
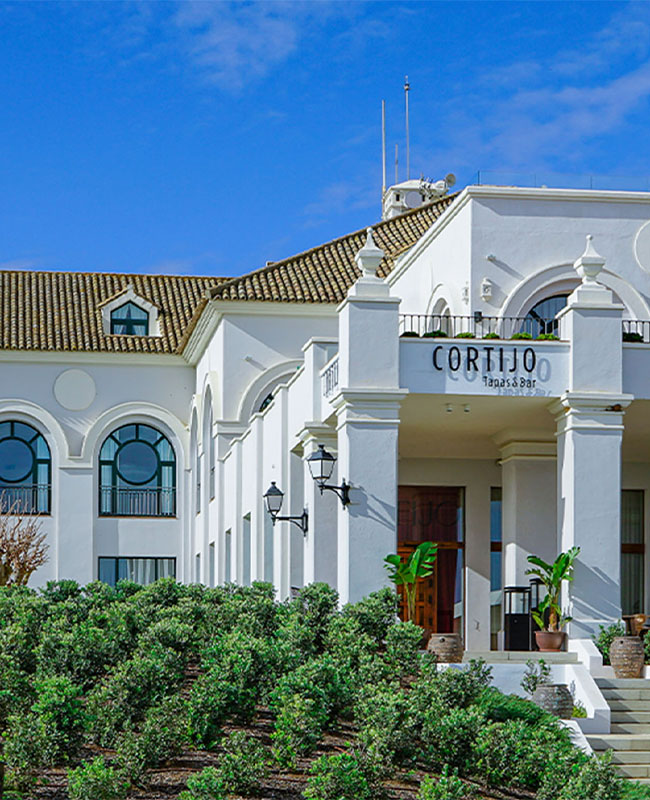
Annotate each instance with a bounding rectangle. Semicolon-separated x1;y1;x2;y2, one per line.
574;234;605;283
355;227;384;278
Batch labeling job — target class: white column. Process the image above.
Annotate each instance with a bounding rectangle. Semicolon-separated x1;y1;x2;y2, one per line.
301;426;338;588
58;467;94;582
333;228;406;605
498;441;557;585
464;483;492;651
553;236;632;639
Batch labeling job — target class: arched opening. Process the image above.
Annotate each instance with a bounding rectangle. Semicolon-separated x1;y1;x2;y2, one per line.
522;293;569;336
99;423;176;517
0;421;51;514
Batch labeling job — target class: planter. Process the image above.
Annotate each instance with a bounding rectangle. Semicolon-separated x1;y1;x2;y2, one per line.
610;636;645;679
532;683;573;719
427;633;464;663
535;630;566;652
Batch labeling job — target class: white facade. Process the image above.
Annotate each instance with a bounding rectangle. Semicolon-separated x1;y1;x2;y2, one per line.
9;185;650;654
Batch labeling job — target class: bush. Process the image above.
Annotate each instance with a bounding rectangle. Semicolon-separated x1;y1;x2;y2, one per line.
304;752;373;800
3;712;49;792
32;675;86;762
342;588;398;643
537;333;560;340
187;670;231;747
384;621;423;678
623;332;644;343
412;659;492;714
421;706;484;774
594;622;626;665
217;730;267;794
418;765;476;800
456;332;475;338
520;658;551;696
272;693;326;768
423;330;448;338
511;332;533;339
557;752;623;800
179;767;226;800
354;682;418;767
478;687;548;724
67;757;128;800
271;654;351;722
484;332;500;339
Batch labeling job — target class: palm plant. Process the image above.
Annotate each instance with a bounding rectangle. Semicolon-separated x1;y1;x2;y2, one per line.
525;547;580;632
384;542;438;623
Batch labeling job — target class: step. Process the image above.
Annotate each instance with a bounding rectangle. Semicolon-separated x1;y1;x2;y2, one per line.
463;651;578;663
596;678;650;690
611;712;650;724
609;700;650;712
610;723;650;734
609;751;650;764
588;734;650;751
617;765;650;779
602;688;650;701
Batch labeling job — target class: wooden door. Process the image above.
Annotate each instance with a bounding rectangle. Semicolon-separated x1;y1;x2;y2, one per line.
397;486;464;633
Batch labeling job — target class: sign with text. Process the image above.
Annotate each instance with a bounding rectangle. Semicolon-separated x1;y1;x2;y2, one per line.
400;340;569;397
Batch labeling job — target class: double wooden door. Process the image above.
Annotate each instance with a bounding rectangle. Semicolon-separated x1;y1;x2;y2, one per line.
397;486;464;633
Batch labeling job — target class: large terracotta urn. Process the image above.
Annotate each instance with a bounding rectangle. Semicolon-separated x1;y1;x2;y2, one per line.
532;684;573;719
610;636;645;679
427;633;464;663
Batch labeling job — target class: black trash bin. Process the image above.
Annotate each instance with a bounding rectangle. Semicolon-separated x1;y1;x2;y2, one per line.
504;585;531;651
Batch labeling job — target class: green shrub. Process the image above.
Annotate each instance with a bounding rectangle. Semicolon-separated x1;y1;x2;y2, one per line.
294;582;339;652
304;752;373;800
423;330;448;338
594;622;626;665
271;693;326;768
412;659;492;714
384;621;423;678
67;757;128;800
511;332;533;339
271;654;351;722
3;712;49;792
478;687;548;724
483;332;500;339
557;752;623;800
456;332;475;338
520;658;551;696
421;706;484;774
400;331;419;337
179;767;226;800
354;681;418;767
217;730;267;794
537;333;560;340
342;588;398;643
116;695;189;782
623;332;644;343
187;670;231;747
32;675;85;762
418;765;476;800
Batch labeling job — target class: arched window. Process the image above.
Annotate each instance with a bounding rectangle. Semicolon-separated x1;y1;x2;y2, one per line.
0;421;51;514
99;423;176;517
110;302;149;336
523;294;569;336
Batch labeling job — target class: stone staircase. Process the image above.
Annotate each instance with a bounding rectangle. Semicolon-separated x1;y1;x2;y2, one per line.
588;678;650;783
461;650;578;664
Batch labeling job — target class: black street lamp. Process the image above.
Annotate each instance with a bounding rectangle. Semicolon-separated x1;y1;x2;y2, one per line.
263;481;308;534
307;444;350;507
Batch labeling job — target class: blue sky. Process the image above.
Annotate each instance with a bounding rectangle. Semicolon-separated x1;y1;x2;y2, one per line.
2;1;650;277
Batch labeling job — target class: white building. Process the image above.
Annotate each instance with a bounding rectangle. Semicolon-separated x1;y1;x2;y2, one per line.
6;182;650;654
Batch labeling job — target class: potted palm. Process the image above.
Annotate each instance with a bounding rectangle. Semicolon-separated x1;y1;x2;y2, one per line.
525;547;580;652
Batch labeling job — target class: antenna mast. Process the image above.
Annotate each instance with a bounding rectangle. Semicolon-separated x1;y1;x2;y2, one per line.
381;100;387;196
395;144;398;185
404;75;410;180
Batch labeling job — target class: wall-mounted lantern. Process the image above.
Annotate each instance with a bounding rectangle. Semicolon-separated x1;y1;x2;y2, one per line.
306;444;351;507
480;277;493;302
263;481;308;535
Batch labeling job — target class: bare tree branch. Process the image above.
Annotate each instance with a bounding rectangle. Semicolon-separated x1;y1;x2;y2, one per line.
0;495;48;586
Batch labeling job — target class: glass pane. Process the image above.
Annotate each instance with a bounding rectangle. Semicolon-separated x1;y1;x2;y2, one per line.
490;487;502;543
0;438;34;483
116;441;158;485
138;425;160;445
622;490;644;544
13;422;36;441
523;294;569;336
158;558;176;579
112;302;148;321
98;558;116;586
398;487;464;544
157;439;174;462
622;553;644;615
35;437;50;460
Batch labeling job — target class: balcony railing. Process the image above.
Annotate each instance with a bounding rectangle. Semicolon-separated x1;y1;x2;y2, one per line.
399;314;559;340
0;484;50;515
623;320;650;343
99;487;176;518
322;357;339;397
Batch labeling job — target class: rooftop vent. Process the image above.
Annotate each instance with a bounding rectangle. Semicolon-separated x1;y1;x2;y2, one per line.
382;174;455;220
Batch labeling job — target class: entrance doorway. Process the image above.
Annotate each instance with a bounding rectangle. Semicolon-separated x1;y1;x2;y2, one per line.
397;486;464;633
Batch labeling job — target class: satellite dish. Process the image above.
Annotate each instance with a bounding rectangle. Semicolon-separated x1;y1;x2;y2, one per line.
405;190;423;209
445;173;457;187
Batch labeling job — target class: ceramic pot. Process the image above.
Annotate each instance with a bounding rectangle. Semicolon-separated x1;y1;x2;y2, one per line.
535;630;566;652
532;683;573;719
610;636;645;679
427;633;463;663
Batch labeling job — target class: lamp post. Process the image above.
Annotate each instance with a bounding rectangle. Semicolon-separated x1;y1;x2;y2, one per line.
306;444;350;507
263;481;308;534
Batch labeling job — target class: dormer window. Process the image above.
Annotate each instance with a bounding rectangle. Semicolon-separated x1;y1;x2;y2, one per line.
111;302;149;336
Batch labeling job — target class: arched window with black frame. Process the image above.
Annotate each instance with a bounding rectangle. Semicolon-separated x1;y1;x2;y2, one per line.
99;423;176;517
0;421;51;514
110;302;149;336
522;294;569;337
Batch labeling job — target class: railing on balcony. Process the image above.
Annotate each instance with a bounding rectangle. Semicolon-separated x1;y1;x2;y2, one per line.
0;484;50;515
99;487;176;517
321;357;339;397
399;314;559;340
623;320;650;343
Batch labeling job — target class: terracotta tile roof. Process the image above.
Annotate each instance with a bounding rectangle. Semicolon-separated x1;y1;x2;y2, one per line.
0;270;224;354
209;194;457;304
